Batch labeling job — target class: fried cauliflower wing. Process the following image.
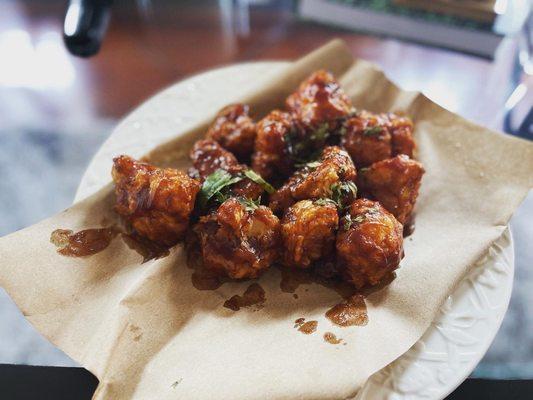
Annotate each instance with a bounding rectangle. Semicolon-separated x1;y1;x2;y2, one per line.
190;139;263;200
389;113;415;158
189;139;239;179
341;111;416;168
286;70;354;131
281;200;339;268
269;146;356;214
193;198;281;279
251;110;296;181
336;199;403;288
358;155;424;225
341;111;392;168
206;104;256;160
112;155;200;246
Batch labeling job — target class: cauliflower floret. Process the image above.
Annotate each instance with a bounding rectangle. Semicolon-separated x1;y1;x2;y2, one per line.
193;198;281;279
336;199;403;288
206;104;256;160
358;155;424;225
112;155;200;246
281;200;339;268
269;146;356;214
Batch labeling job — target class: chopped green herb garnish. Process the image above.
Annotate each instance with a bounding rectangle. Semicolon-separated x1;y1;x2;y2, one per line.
314;198;337;207
243;169;275;194
341;214;365;231
362;126;383;136
309;123;330;143
295;160;322;170
331;181;358;209
284;123;331;165
197;169;243;209
237;196;261;212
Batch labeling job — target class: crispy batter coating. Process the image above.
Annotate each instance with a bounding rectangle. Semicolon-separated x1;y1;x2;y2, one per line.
190;139;239;179
281;200;339;268
341;111;392;168
269;146;356;214
336;199;403;288
206;104;256;160
252;110;295;181
190;139;263;200
358;155;424;225
341;110;416;167
389;113;415;158
286;70;354;131
112;155;200;246
193;198;281;279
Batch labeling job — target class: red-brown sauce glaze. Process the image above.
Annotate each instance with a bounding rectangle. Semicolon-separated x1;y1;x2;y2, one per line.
403;215;416;237
294;318;318;334
50;228;118;257
186;238;224;290
278;266;354;299
223;283;266;311
323;332;343;344
325;294;368;327
121;232;170;263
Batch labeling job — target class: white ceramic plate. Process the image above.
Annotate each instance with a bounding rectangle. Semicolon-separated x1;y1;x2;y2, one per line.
75;62;514;400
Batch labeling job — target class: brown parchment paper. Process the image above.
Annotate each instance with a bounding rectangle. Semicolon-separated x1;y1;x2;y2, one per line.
1;40;533;400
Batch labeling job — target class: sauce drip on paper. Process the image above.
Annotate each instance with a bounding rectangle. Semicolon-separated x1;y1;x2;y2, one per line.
223;283;266;311
323;332;343;344
326;294;368;327
294;318;318;334
121;232;170;263
51;223;172;262
278;265;354;299
50;228;117;257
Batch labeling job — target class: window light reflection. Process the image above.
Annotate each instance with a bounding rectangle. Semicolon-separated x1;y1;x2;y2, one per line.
0;29;75;90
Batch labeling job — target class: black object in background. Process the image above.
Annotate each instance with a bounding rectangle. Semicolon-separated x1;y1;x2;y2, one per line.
63;0;113;57
1;365;533;400
0;365;98;400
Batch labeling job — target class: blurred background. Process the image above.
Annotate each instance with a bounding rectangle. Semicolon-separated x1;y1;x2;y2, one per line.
0;0;532;379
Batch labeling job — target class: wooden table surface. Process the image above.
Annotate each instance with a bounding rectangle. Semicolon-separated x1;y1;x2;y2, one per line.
4;0;518;126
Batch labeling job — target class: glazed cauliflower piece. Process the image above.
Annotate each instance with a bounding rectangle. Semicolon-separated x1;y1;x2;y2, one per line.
269;146;356;214
112;155;201;246
341;111;392;168
341;110;416;168
206;104;256;160
190;139;263;201
193;198;281;279
389;113;415;158
253;71;354;183
281;200;339;268
358;155;424;225
251;110;296;182
336;199;404;288
286;70;354;132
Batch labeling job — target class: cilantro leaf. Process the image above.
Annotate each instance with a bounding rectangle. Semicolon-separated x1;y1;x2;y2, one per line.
243;169;275;194
362;126;383;136
197;169;243;209
294;160;321;170
331;181;358;208
237;196;262;212
314;198;337;207
341;214;365;231
284;123;330;165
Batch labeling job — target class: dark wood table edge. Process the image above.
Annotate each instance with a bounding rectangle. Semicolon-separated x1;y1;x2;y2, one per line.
1;364;533;399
